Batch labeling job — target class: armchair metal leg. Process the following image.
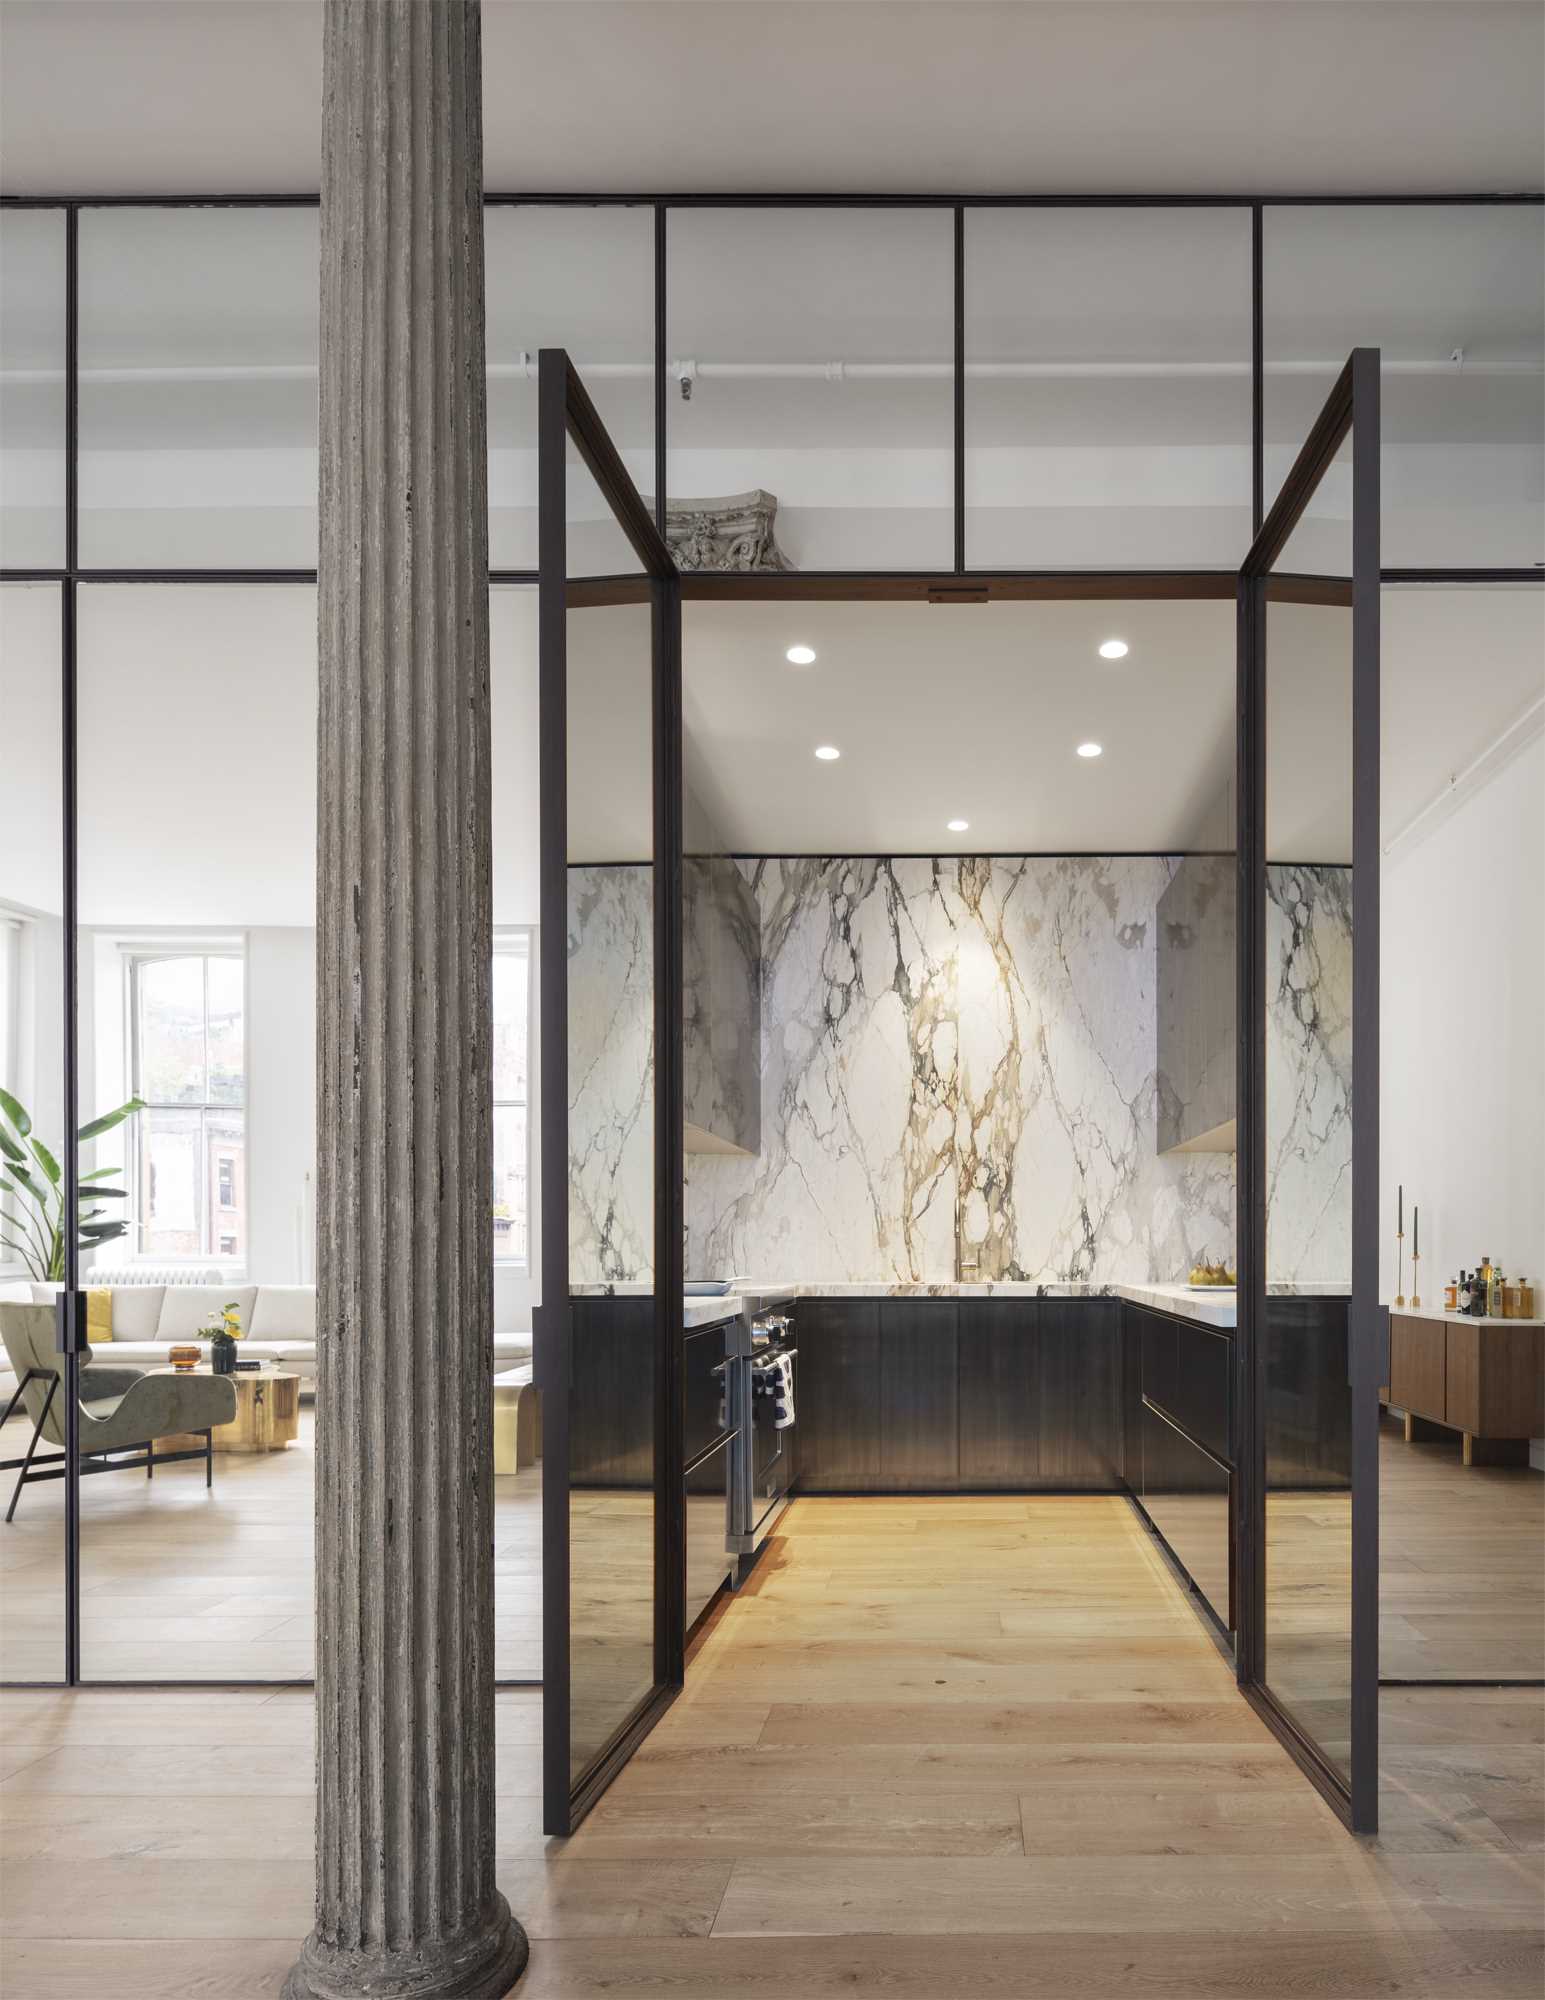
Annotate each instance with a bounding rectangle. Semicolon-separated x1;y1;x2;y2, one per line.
5;1377;57;1524
206;1429;213;1488
0;1371;37;1433
147;1439;154;1480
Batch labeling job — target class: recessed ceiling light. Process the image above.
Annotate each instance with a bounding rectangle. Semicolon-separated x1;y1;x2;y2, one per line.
1098;638;1129;660
785;643;817;666
1077;741;1103;759
814;744;841;761
946;819;970;833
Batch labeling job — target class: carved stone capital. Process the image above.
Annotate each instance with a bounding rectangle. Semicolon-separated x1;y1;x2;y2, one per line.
666;488;796;571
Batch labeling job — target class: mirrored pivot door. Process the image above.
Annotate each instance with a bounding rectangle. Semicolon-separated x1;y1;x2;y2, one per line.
537;353;684;1836
1236;349;1382;1832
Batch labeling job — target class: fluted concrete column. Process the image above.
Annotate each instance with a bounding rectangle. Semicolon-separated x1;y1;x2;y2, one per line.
286;2;527;1996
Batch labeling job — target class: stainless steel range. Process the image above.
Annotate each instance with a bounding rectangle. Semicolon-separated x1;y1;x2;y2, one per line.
727;1301;797;1580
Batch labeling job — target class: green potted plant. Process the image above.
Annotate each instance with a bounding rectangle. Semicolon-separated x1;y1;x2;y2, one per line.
0;1087;145;1280
204;1301;243;1375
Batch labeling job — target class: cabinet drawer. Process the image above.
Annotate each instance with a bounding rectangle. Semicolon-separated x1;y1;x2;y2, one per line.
1166;1323;1232;1465
1141;1400;1232;1631
684;1434;730;1633
683;1323;731;1465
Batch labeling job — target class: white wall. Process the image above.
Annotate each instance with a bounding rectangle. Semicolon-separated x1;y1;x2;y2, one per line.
1380;726;1545;1340
246;927;315;1284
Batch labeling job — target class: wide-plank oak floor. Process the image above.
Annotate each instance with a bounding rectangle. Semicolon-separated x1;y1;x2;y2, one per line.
2;1492;1541;1997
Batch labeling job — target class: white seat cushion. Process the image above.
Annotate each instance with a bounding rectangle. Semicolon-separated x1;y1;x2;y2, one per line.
492;1334;533;1363
156;1285;259;1342
247;1286;317;1341
108;1286;166;1341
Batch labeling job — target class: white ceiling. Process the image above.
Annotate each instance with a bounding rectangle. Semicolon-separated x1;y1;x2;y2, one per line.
674;591;1544;861
1;1;1541;199
681;598;1236;857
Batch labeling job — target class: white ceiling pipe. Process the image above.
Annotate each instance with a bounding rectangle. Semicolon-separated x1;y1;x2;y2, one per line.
3;354;1541;385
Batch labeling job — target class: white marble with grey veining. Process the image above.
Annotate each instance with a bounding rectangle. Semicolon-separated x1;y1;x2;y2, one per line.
1264;862;1353;1288
568;864;655;1286
686;857;1237;1286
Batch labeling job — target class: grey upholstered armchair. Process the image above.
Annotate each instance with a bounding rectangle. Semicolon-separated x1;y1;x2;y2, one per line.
0;1303;238;1520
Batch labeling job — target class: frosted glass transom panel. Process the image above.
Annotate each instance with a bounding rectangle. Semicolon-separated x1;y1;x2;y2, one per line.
1264;205;1545;569
965;207;1253;570
79;207;320;568
0;211;67;567
668;208;954;570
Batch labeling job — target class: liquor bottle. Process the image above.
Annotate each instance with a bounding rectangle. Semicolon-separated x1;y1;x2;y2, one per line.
1458;1270;1473;1315
1444;1275;1458;1313
1488;1266;1504;1318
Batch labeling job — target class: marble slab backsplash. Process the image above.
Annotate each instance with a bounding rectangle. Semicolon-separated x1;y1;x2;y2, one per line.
570;854;1352;1291
1264;862;1353;1287
686;857;1237;1286
568;864;655;1287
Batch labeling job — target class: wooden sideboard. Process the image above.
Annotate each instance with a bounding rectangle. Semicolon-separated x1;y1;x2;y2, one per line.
1385;1308;1545;1466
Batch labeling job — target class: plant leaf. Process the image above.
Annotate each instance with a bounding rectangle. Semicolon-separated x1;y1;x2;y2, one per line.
0;1127;24;1164
76;1185;126;1200
0;1085;32;1138
79;1167;121;1183
78;1221;127;1242
76;1097;146;1144
27;1138;61;1186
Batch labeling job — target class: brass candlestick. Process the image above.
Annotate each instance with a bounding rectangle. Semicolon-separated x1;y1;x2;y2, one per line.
1410;1246;1421;1311
1395;1228;1405;1309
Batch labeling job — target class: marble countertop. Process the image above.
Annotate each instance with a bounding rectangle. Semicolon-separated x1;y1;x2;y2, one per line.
1114;1281;1236;1329
683;1278;1240;1330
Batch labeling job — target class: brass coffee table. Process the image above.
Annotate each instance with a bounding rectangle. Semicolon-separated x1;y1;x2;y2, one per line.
153;1364;301;1454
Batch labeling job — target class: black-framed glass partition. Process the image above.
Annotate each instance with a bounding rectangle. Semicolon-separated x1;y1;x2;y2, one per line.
0;581;67;1680
666;207;955;570
77;207;320;569
0;209;67;567
1239;351;1381;1831
965;206;1253;570
0;191;1538;1698
538;353;683;1834
72;582;318;1679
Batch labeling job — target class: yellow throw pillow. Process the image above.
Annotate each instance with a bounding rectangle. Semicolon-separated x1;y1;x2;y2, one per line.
86;1288;112;1344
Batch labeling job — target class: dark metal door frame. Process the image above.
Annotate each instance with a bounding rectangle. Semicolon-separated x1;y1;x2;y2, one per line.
1234;348;1382;1833
536;351;684;1836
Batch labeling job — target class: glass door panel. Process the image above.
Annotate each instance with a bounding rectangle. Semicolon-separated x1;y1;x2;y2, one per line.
1241;352;1380;1830
0;583;67;1682
539;354;681;1834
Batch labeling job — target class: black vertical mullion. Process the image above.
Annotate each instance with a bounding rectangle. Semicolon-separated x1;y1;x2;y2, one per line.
953;205;965;575
1251;204;1264;536
61;201;82;1688
652;570;684;1691
535;349;572;1835
1348;345;1381;1835
654;203;667;537
1233;572;1265;1694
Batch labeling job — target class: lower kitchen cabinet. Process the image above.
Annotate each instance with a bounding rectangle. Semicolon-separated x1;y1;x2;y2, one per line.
1037;1300;1121;1488
878;1300;958;1487
799;1297;1120;1493
958;1302;1038;1484
797;1298;882;1490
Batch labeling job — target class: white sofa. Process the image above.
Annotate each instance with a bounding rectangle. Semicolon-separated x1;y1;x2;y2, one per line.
0;1279;533;1397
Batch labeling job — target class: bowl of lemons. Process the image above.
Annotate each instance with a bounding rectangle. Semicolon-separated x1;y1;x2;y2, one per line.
1187;1259;1236;1289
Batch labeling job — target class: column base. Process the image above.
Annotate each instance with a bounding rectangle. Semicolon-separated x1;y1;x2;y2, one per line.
284;1898;529;2000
